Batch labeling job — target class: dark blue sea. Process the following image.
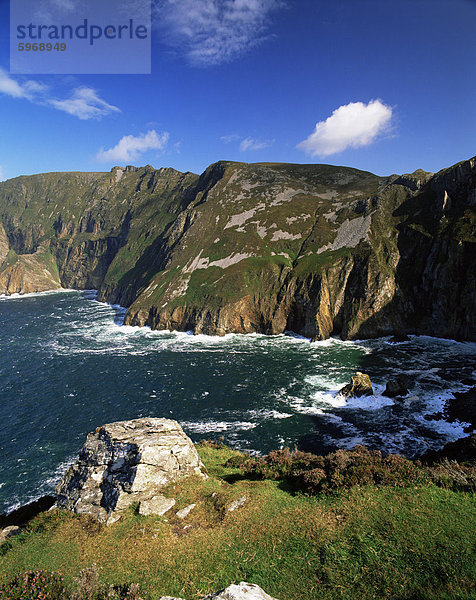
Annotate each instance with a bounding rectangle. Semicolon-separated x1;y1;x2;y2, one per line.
1;290;475;513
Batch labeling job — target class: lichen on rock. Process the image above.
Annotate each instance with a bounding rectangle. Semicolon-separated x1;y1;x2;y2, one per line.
55;418;206;524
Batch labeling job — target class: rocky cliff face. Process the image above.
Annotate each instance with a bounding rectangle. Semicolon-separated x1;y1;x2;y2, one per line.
0;220;61;294
0;157;474;340
56;418;206;524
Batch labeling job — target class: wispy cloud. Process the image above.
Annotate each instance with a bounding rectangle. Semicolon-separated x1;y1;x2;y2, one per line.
297;100;393;157
0;68;120;120
32;0;79;24
239;136;273;151
220;133;241;144
154;0;284;66
221;133;273;151
96;130;169;163
0;68;48;99
50;87;120;120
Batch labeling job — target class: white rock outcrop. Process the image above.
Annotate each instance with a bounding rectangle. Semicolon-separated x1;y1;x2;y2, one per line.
56;418;206;524
0;525;22;544
160;581;279;600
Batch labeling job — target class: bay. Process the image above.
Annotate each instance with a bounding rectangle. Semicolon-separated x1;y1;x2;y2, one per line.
1;290;474;512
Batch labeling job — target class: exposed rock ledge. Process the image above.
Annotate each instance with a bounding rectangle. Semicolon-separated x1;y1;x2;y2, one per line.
56;418;207;524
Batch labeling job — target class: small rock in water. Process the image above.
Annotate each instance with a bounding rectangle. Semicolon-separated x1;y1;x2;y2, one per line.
383;374;409;398
419;433;476;464
445;387;476;432
338;372;373;398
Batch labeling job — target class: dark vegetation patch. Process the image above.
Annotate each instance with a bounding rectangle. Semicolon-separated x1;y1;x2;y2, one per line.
225;439;476;494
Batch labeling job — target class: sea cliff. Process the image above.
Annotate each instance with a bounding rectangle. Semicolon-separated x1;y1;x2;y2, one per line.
0;157;474;340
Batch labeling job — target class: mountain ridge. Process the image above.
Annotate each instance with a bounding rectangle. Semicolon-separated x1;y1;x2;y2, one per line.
0;157;474;341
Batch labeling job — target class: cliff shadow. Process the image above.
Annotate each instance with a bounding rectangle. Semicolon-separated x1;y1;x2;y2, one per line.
102;213;193;308
98;442;141;515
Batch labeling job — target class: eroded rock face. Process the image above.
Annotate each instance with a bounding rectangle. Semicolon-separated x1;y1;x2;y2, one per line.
0;525;22;544
0;222;9;265
0;245;62;295
56;418;206;524
0;226;61;295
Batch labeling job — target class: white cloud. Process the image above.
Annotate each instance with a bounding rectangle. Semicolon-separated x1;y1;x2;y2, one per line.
96;130;169;163
220;133;241;144
0;166;5;182
221;133;273;151
49;87;120;120
154;0;284;66
0;69;119;121
33;0;78;23
0;68;45;99
297;100;393;157
239;136;272;151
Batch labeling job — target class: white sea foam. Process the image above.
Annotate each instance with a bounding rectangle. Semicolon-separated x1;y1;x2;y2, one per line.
245;409;293;420
316;386;395;411
4;454;77;514
5;289;474;488
181;420;257;434
305;373;348;389
284;394;330;417
283;330;312;342
0;288;77;301
41;455;77;489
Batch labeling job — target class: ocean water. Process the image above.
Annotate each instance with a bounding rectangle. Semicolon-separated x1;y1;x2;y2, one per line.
1;289;475;513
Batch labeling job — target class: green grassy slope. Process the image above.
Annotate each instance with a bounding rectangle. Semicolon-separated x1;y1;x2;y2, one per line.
1;443;474;600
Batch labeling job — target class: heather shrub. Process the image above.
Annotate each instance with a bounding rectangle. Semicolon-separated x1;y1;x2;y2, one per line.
235;445;432;494
291;468;326;494
427;459;476;492
71;565;143;600
71;565;100;600
236;447;325;481
223;454;248;469
0;568;144;600
0;570;68;600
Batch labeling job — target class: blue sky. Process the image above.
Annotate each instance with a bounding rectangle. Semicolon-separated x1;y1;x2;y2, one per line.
0;0;475;181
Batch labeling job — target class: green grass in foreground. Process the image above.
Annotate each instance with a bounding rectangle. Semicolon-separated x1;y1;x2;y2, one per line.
0;444;475;600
